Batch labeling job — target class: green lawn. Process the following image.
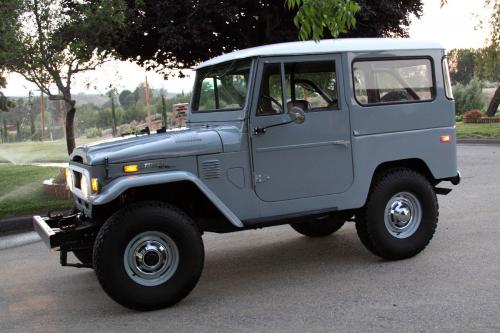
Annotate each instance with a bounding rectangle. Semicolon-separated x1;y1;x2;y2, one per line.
0;165;72;219
0;137;101;163
456;122;500;138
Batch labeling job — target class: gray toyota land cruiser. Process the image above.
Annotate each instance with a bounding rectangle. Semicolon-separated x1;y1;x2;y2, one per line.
33;38;460;310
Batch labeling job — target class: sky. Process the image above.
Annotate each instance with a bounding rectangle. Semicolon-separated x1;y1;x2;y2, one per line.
3;0;493;97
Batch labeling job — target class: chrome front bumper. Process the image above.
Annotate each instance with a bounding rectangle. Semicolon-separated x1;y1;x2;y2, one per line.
32;213;96;251
33;215;57;249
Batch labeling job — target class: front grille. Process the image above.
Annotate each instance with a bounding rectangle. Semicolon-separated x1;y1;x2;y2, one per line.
73;171;82;189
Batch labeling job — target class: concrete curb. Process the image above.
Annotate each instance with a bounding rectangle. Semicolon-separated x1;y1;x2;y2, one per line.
0;231;40;251
0;215;34;236
458;138;500;145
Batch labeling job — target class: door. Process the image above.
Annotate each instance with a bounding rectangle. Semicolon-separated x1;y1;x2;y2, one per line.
250;55;353;202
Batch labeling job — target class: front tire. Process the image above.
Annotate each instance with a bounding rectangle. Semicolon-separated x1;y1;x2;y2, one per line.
93;201;204;310
356;169;438;260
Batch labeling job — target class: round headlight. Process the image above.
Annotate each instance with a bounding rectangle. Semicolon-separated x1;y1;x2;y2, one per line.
80;176;89;198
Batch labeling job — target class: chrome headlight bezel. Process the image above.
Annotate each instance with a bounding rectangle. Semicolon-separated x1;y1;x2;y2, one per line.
65;168;73;190
80;176;89;198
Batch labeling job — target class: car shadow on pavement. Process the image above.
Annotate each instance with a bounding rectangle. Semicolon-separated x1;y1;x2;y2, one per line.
3;226;389;319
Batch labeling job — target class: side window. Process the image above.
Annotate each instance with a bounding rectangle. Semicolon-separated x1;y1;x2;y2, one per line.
353;58;435;105
257;63;284;116
284;61;338;111
193;60;251;112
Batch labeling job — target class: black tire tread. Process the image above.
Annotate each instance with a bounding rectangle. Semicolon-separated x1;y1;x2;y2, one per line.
93;200;204;310
356;168;438;260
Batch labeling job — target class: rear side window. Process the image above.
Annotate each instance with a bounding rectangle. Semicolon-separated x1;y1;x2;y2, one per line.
353;58;435;106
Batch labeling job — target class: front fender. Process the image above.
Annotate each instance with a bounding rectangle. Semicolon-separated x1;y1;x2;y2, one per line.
89;171;243;227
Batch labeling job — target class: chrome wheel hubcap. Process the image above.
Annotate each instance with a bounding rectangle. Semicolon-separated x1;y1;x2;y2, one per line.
384;192;421;239
124;231;179;286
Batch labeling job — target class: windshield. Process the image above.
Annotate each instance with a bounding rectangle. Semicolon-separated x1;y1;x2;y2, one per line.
192;60;252;112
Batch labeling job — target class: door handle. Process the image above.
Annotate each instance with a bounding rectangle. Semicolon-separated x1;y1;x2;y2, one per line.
254;127;267;135
332;140;350;147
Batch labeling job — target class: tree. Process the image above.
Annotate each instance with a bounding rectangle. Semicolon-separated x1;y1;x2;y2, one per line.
118;89;136;110
448;49;477;85
0;0;126;154
77;0;423;76
478;0;499;116
0;75;13;112
0;0;17;112
453;79;485;115
285;0;359;41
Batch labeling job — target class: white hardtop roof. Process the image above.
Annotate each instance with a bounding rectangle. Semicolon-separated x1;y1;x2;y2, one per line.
196;38;444;69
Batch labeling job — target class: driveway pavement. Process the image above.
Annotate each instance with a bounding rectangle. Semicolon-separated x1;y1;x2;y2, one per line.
0;144;499;332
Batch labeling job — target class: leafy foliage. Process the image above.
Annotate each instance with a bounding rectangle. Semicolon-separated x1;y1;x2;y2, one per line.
453;79;485;115
0;75;14;111
77;0;423;76
0;1;18;112
118;89;136;110
84;127;102;138
448;49;477;85
0;0;127;153
286;0;360;40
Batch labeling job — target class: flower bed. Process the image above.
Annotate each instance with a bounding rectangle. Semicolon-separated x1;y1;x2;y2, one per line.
463;109;500;123
43;179;72;199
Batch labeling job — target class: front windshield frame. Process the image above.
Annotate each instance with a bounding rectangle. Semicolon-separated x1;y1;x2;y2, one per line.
191;59;253;113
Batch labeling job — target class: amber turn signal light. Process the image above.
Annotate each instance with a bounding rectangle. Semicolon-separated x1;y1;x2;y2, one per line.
123;164;139;173
440;135;451;143
91;178;99;192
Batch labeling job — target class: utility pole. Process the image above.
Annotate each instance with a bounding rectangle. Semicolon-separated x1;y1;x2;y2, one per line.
109;90;117;137
144;75;152;130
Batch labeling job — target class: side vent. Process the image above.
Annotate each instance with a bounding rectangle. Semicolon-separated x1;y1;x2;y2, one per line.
201;160;221;180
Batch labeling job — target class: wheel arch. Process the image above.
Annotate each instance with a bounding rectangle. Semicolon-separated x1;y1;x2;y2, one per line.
91;171;243;232
370;158;438;188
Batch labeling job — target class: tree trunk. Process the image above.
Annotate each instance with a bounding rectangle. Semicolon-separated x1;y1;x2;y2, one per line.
30;114;35;138
485;86;500;117
16;121;21;141
65;100;76;155
2;119;7;143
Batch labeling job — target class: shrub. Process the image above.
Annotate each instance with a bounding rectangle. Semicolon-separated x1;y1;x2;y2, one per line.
53;168;67;185
463;109;483;123
84;127;102;138
453;79;485;115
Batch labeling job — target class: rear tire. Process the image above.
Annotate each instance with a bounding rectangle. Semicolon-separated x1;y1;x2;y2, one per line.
93;201;204;310
290;214;346;237
356;169;438;260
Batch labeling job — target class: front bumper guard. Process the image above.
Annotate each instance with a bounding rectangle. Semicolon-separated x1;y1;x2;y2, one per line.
33;213;96;268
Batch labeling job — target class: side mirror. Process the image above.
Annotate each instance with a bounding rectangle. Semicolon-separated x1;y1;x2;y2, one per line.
288;106;306;124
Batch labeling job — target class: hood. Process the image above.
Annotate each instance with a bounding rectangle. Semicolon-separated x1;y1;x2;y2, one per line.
71;127;223;165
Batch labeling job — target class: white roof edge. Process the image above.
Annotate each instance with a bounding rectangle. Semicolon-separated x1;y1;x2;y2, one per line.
196;38;445;69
